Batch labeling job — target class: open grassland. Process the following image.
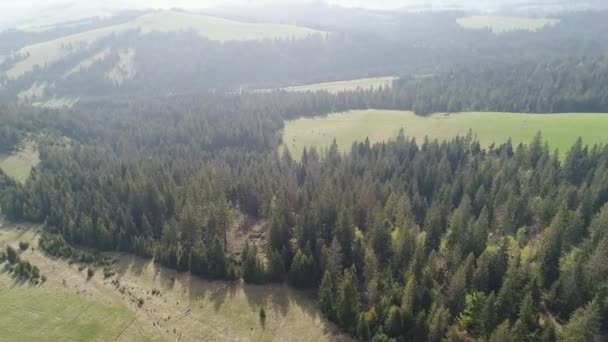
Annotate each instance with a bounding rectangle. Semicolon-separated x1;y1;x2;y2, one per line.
282;110;608;159
457;15;558;33
5;10;324;79
0;282;137;342
134;11;322;42
17;81;48;102
284;76;395;93
32;96;79;109
106;49;136;85
110;254;348;342
0;224;142;342
0;140;40;183
63;47;111;78
0;221;347;342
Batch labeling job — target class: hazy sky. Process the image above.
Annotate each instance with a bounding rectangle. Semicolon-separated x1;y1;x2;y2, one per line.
0;0;415;29
0;0;412;11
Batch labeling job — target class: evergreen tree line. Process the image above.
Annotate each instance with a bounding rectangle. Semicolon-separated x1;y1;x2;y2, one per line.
389;57;608;115
1;90;608;340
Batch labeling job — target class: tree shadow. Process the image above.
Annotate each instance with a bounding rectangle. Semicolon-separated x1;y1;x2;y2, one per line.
112;252;147;278
242;282;290;320
1;264;36;289
260;307;267;330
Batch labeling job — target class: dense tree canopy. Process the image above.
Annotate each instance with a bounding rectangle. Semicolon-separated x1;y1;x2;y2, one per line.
1;87;608;340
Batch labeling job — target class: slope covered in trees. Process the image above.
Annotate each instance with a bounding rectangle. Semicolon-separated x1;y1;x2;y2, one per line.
4;10;608;104
1;88;608;340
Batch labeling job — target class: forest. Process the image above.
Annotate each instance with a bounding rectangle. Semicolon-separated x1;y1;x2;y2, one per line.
1;85;608;340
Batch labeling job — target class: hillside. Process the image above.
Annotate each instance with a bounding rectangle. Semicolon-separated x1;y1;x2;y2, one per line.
4;10;323;79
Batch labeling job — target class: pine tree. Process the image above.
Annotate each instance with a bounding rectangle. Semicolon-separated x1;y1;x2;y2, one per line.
559;300;601;342
489;320;513;342
318;270;335;320
189;240;208;277
267;249;286;282
337;266;360;330
209;234;226;279
427;304;451;342
288;249;316;289
242;241;265;284
459;291;488;337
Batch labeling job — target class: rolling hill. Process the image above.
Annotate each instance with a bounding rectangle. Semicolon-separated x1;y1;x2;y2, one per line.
5;10;324;79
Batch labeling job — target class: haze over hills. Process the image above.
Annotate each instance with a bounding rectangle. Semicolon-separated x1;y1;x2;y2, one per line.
1;0;608;107
1;0;607;31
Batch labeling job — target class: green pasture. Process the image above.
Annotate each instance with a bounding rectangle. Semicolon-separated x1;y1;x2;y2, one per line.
282;110;608;159
457;15;558;33
0;140;40;183
284;77;395;93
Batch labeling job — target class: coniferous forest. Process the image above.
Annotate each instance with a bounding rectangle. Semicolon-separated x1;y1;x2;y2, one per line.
1;87;608;341
1;4;608;342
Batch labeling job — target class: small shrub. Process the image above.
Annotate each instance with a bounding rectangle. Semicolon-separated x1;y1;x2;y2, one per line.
137;298;144;307
19;241;29;251
260;306;266;320
6;246;19;264
103;266;115;279
87;268;95;279
31;266;40;279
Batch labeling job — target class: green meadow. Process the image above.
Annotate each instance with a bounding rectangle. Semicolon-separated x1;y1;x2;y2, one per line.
282;110;608;159
0;140;40;183
283;77;395;94
0;283;137;342
457;15;558;33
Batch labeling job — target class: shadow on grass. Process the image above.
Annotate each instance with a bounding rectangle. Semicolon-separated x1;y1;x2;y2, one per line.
0;264;37;289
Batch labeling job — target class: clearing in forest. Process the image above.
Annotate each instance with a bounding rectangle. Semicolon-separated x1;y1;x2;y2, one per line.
282;110;608;160
0;222;348;342
0;140;40;183
283;76;396;93
457;15;558;33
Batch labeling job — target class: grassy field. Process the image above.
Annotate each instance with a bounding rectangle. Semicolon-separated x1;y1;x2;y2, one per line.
282;110;608;159
457;15;559;33
110;254;348;342
135;11;322;42
106;49;136;85
0;221;347;342
63;47;111;78
0;140;40;183
0;282;137;341
6;10;324;79
0;224;142;342
17;81;47;102
32;96;79;109
283;76;395;93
